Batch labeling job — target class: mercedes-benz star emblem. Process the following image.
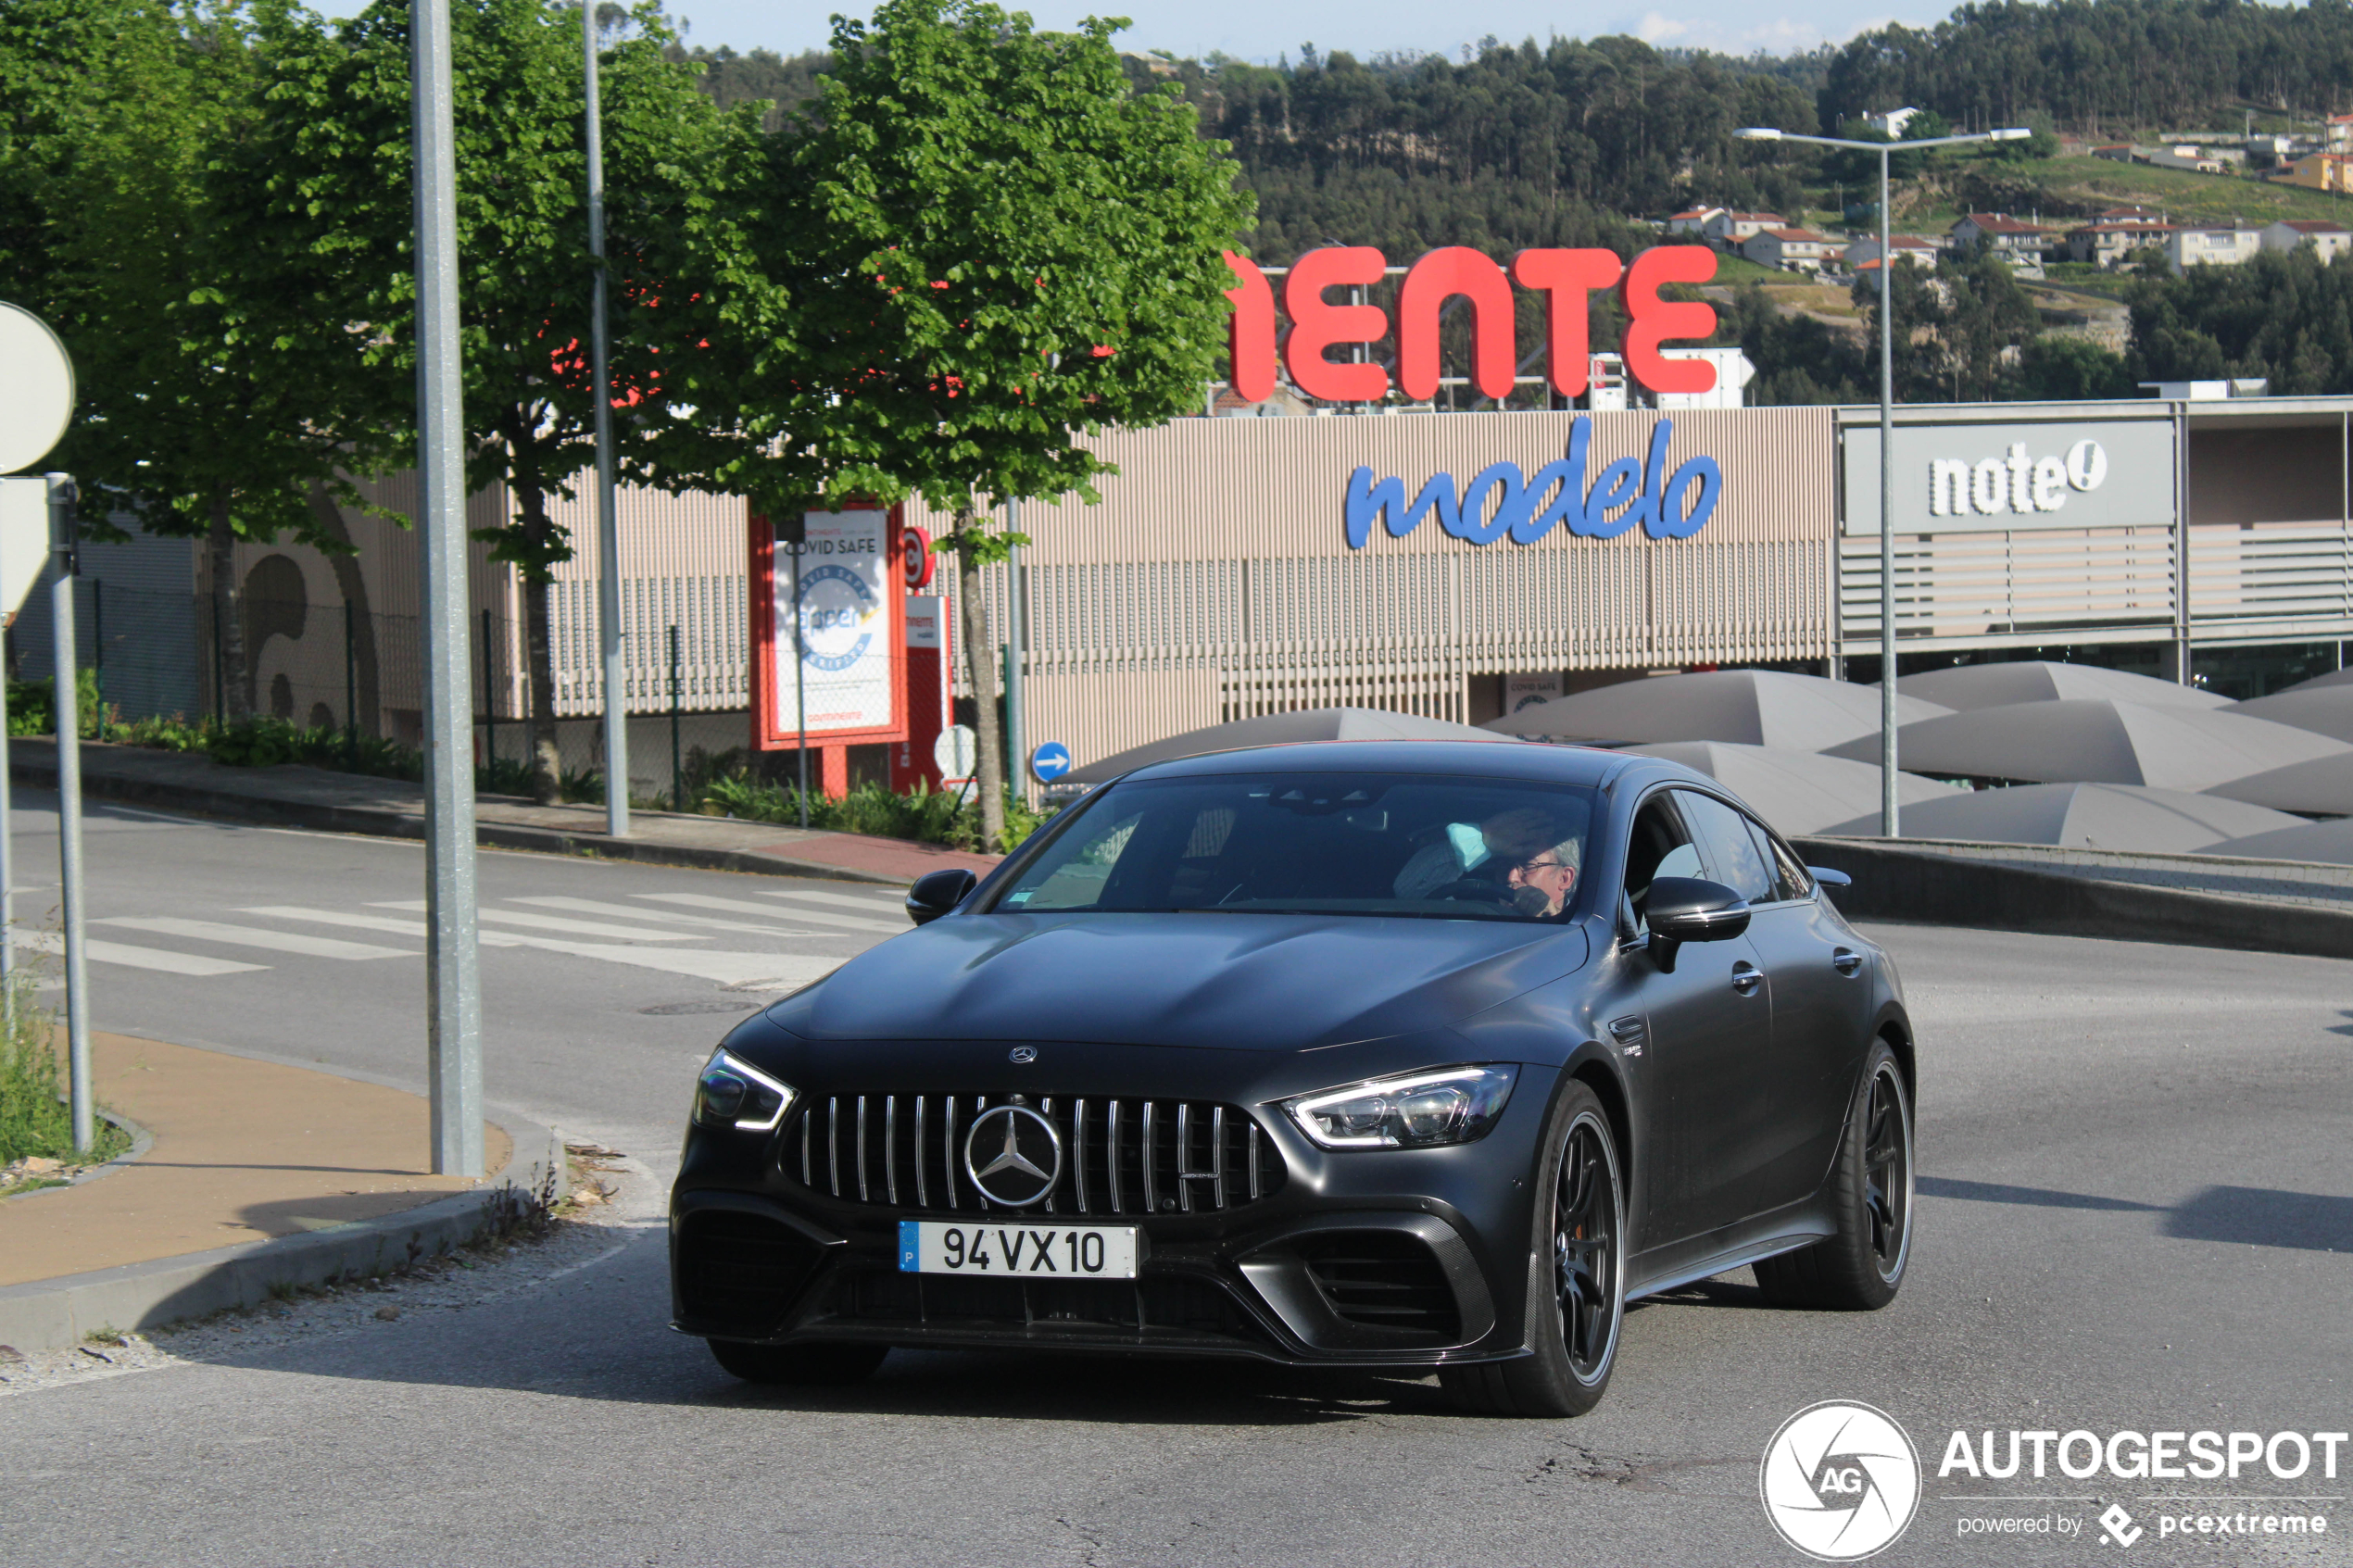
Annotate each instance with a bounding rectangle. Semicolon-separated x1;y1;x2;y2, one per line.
1009;1046;1037;1064
963;1104;1063;1208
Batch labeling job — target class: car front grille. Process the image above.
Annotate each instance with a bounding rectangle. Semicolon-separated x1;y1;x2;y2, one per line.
789;1093;1286;1216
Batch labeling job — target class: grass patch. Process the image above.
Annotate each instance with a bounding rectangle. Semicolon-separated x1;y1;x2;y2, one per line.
0;966;130;1172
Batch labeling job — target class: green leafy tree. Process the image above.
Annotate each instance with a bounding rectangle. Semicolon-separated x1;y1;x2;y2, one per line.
0;0;400;721
746;0;1252;846
2007;335;2134;400
242;0;786;799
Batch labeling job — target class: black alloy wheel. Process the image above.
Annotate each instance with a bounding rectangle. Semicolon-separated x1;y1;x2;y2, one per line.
1755;1039;1914;1311
1442;1082;1625;1417
1556;1114;1619;1381
707;1338;890;1386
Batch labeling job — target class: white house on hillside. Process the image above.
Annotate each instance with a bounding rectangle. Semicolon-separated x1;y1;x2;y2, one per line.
2167;224;2264;273
1743;227;1839;272
1665;207;1725;236
1703;209;1787;246
2260;219;2352;262
1844;234;1940;272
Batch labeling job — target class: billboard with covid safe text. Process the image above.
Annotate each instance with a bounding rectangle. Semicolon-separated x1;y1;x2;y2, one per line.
749;505;907;751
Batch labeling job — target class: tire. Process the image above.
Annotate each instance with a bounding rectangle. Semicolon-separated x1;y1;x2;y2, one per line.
707;1338;889;1386
1755;1039;1914;1311
1442;1082;1626;1417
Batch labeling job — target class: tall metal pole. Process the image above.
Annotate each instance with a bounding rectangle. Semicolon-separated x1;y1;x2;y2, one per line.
1879;145;1899;838
0;590;13;1012
414;0;484;1179
46;474;90;1152
585;0;628;836
1004;499;1025;797
792;541;808;827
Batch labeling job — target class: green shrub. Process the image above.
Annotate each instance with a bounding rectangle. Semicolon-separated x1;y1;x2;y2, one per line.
0;967;129;1167
6;669;107;738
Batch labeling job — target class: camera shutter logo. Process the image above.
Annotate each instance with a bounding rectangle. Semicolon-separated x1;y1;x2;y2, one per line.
1759;1400;1921;1561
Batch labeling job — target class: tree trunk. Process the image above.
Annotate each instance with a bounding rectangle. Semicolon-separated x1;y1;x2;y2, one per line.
522;572;561;804
511;483;563;805
207;495;250;723
955;512;1005;851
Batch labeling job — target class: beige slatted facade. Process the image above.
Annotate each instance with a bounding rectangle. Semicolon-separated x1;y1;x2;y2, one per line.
903;408;1839;771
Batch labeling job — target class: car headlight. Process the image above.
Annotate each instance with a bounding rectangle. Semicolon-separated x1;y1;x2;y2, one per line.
692;1048;797;1133
1281;1064;1518;1149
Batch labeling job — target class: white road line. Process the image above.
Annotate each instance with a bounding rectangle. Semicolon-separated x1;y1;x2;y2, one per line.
764;888;911;915
367;902;700;943
236;907;532;947
12;926;268;977
464;935;839;988
640;892;901;934
508;897;831;939
94;917;416;961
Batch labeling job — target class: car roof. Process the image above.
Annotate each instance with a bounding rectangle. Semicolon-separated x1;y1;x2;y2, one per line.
1111;738;1714;797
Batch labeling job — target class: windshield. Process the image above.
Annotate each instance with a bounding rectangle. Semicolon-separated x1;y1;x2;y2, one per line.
990;771;1598;922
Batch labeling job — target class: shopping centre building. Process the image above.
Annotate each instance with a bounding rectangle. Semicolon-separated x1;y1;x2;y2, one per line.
25;389;2353;800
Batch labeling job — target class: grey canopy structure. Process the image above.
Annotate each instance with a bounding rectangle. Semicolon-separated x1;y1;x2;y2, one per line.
2196;817;2353;864
2224;686;2353;743
1817;782;2301;850
1484;670;1950;752
1621;742;1961;836
2205;750;2353;815
1893;659;2229;712
1062;707;1506;786
2268;667;2353;697
1821;698;2349;791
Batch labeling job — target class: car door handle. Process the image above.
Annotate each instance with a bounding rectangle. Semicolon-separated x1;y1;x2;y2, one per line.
1730;960;1764;997
1831;947;1863;977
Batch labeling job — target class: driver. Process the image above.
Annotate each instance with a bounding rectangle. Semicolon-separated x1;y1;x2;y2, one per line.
1394;807;1571;912
1505;834;1580;918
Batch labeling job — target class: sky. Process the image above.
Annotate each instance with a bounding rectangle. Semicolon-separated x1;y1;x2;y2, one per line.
313;0;1938;64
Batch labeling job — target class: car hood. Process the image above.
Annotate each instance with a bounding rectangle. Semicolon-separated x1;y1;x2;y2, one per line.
774;910;1590;1051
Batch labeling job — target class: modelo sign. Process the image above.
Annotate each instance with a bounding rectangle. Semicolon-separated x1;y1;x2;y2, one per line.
1345;415;1723;550
1224;245;1721;404
1842;419;2179;534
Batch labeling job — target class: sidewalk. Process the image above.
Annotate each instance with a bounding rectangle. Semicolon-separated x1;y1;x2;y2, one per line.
0;1033;557;1351
7;736;1002;885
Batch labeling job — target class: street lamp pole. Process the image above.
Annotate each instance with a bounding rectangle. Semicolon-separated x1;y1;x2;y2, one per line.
1734;122;2031;837
585;0;628;837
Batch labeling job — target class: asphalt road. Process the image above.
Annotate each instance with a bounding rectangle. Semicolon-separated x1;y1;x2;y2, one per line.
0;796;2347;1566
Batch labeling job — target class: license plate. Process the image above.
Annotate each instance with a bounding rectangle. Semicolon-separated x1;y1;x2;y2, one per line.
899;1220;1140;1279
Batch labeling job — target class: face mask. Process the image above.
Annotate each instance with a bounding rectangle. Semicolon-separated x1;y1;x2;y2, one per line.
1510;884;1554;917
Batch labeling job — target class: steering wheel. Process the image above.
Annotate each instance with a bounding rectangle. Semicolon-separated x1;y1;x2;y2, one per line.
1428;878;1517;905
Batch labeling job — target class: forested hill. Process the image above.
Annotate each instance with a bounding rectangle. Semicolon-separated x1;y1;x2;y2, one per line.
677;37;1824;264
1822;0;2353;133
679;0;2353;265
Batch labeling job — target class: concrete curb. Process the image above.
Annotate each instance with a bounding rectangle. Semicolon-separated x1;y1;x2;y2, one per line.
6;753;909;887
0;1111;569;1354
1795;835;2347;960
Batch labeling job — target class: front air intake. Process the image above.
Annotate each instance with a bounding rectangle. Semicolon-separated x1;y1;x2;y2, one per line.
1296;1230;1463;1343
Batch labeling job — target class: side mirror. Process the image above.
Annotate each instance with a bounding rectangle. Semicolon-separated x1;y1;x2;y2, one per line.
905;867;977;925
1644;876;1750;973
1807;866;1853;888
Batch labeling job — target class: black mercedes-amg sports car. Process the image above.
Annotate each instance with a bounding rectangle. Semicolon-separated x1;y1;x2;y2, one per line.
671;740;1914;1415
